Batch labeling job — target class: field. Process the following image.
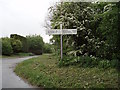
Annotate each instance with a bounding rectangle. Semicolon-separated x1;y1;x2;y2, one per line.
15;54;119;88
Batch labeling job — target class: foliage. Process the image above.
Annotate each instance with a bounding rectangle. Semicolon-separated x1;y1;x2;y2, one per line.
98;60;110;69
26;35;44;55
43;43;53;53
1;37;13;56
49;2;95;57
92;2;120;60
47;2;120;66
11;39;23;53
1;34;45;55
10;34;29;52
15;54;119;88
58;55;118;68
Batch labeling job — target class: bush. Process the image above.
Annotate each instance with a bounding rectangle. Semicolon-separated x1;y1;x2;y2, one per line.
110;59;118;68
10;34;29;52
58;56;73;67
98;60;111;69
58;55;118;69
58;56;98;67
26;35;44;55
2;37;13;55
49;2;120;67
11;39;22;53
43;43;52;53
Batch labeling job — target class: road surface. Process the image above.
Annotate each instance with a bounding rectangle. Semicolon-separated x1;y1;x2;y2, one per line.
2;56;38;88
0;58;2;90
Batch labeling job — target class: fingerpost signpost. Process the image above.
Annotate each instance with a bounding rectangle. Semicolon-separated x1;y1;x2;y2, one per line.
46;24;77;59
46;1;77;60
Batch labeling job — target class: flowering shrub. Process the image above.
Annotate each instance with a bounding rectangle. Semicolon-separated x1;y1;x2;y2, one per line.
48;2;120;67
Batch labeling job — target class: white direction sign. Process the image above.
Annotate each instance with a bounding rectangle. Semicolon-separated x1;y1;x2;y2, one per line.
46;24;77;59
46;29;77;35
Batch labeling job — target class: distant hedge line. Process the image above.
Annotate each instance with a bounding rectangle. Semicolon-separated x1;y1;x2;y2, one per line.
1;34;52;56
10;34;29;53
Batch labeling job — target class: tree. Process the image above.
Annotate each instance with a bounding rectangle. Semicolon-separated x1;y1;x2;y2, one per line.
11;39;22;53
10;34;29;52
2;37;13;56
47;2;120;61
48;2;97;57
92;2;120;59
43;43;53;53
26;35;44;55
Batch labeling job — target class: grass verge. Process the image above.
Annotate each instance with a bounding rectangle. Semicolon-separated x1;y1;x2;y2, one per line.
14;54;119;88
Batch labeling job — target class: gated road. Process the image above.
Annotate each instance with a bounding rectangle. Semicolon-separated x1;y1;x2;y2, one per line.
2;56;37;88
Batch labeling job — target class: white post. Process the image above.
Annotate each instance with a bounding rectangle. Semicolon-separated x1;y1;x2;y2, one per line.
60;24;63;59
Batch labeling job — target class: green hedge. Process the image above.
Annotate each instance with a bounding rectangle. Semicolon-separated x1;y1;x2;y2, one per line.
10;34;29;52
11;39;22;53
2;37;13;56
26;35;44;55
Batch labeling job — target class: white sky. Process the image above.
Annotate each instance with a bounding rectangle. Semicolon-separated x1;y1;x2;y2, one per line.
0;0;60;43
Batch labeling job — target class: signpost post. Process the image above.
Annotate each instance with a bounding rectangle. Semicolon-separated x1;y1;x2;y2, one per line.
46;24;77;60
60;24;63;59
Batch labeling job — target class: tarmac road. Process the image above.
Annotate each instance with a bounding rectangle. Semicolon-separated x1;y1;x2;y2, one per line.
2;56;38;88
0;58;2;90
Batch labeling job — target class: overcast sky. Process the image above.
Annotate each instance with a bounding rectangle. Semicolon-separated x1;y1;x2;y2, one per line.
0;0;60;43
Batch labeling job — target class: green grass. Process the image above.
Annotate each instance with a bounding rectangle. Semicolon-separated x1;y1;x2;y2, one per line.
15;54;119;88
0;53;34;58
